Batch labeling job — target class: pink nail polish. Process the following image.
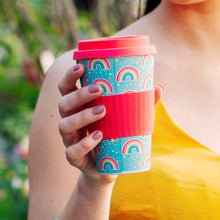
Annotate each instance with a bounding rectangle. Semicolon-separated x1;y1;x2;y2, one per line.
93;131;102;140
93;105;105;115
88;85;100;93
73;64;80;72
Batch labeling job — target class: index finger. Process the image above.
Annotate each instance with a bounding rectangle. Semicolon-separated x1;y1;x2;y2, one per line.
58;63;85;96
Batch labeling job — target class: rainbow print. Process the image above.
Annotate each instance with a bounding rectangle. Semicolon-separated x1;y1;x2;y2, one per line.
116;67;139;81
122;139;144;154
100;157;119;170
95;146;101;154
92;78;113;93
81;75;87;85
142;152;151;167
142;55;153;66
142;74;153;89
88;58;110;70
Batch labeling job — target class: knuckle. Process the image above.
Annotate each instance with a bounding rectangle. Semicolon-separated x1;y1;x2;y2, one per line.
58;119;68;135
58;80;63;93
58;96;70;113
76;88;86;101
58;97;65;111
80;109;91;123
65;147;77;162
80;138;92;152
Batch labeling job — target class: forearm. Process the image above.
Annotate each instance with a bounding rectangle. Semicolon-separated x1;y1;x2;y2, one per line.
58;174;115;220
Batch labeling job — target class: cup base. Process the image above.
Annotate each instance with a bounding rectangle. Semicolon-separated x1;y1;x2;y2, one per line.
98;167;151;175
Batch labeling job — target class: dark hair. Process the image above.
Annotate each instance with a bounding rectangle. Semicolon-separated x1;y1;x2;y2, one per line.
145;0;161;14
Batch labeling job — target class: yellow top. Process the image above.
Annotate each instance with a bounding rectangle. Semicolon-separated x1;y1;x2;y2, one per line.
110;101;220;220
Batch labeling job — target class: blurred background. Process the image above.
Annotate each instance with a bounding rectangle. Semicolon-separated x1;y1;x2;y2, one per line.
0;0;147;219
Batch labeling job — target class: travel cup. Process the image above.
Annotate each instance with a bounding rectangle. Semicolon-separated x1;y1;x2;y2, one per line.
74;36;156;174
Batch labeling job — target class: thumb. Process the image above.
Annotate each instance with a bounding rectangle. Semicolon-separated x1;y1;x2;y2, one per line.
154;85;163;106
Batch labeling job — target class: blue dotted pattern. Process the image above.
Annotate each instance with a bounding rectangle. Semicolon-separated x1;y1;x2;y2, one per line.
94;135;151;174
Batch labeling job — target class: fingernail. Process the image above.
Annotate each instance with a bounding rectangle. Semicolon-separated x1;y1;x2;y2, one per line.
88;85;100;93
93;105;105;115
93;131;102;140
73;64;80;72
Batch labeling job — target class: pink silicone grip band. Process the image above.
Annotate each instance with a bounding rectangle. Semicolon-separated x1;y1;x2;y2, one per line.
86;89;155;139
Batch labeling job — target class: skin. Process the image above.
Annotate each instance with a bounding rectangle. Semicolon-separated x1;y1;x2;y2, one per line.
28;0;220;219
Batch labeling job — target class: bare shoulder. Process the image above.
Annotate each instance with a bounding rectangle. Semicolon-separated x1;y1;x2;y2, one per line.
47;49;76;82
34;49;76;123
112;15;153;37
28;49;80;219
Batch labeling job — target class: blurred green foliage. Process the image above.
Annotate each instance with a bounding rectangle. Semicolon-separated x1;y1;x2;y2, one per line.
0;0;139;218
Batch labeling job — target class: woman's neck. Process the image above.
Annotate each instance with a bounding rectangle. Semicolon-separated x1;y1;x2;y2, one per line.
153;0;220;52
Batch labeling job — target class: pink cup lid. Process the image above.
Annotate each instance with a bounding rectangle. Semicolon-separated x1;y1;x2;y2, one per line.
73;36;156;60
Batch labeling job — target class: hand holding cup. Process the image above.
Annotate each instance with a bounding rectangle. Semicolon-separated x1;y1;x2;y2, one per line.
58;63;118;184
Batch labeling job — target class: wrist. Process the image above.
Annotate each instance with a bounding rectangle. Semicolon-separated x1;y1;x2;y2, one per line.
58;173;115;220
78;173;116;197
